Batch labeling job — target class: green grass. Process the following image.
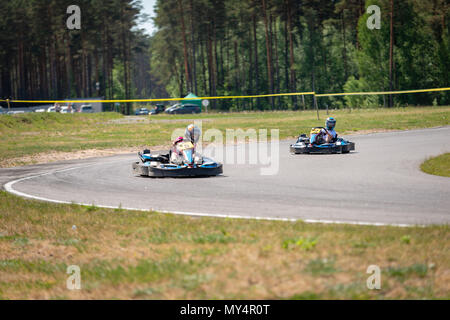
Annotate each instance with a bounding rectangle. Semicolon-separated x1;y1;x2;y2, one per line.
1;106;449;166
81;253;196;286
304;258;338;275
421;153;450;177
282;237;317;251
0;191;448;300
386;264;429;279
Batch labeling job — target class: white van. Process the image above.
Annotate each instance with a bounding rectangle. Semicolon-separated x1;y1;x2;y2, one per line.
79;105;94;113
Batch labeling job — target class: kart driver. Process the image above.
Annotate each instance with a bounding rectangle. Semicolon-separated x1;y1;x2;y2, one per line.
315;117;337;144
185;124;201;144
172;124;201;146
171;124;201;162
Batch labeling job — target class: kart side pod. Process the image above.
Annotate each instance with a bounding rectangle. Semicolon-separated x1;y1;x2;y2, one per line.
290;136;355;154
133;149;223;177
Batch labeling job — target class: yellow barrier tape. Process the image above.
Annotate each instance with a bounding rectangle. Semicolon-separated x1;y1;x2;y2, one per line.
316;87;450;97
0;92;315;104
0;87;448;104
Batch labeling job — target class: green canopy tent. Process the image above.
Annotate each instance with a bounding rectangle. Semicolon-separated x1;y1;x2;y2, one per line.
182;93;202;110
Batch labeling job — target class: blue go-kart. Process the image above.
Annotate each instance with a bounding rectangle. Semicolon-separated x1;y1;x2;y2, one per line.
290;127;355;154
132;141;223;177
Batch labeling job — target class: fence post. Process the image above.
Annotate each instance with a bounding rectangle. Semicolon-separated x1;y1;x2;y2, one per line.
313;93;319;120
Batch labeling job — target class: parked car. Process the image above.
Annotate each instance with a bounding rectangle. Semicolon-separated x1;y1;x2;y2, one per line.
79;105;94;113
47;106;56;112
164;104;181;114
165;104;201;115
34;108;46;113
7;110;25;115
60;106;69;113
135;107;150;116
150;104;165;115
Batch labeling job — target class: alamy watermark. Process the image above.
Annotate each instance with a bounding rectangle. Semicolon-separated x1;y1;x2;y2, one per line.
67;5;81;30
171;120;280;175
366;265;381;290
366;5;381;30
66;265;81;290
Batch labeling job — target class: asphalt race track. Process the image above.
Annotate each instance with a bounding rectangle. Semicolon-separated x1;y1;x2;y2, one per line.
3;127;450;226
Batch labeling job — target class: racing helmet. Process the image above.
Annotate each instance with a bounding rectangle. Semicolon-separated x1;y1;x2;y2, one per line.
326;117;336;130
185;124;201;143
174;136;184;145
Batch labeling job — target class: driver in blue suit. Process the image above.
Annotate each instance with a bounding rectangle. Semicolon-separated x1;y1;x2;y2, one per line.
312;117;337;145
323;117;337;143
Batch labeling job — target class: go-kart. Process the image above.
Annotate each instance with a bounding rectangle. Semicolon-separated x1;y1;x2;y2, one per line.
290;127;355;154
132;140;223;177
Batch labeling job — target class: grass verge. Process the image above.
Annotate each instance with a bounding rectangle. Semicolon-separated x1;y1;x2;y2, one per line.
0;106;449;167
421;153;450;177
0;191;448;299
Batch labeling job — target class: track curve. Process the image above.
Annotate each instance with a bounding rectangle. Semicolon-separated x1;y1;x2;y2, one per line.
3;127;450;226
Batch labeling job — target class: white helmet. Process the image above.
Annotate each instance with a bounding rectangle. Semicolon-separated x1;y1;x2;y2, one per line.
185;124;201;143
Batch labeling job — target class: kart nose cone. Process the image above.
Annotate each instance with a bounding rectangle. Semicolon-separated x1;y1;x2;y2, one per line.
183;148;194;165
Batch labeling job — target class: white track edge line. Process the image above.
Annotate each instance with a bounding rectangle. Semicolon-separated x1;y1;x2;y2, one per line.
3;165;420;228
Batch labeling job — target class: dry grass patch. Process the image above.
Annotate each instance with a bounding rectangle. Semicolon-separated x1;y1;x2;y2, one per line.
0;191;448;299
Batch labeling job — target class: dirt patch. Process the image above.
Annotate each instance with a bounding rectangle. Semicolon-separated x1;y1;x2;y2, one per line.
343;128;400;135
341;126;446;136
0;145;171;168
108;116;214;124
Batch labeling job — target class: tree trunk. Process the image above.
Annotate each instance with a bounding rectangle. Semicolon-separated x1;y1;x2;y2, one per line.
253;14;260;108
341;10;348;80
389;0;394;108
273;16;280;106
287;1;297;108
94;49;99;97
206;23;216;109
262;0;274;109
178;0;191;94
121;5;130;114
234;40;239;93
219;39;225;88
248;28;254;109
189;0;197;94
284;16;289;93
200;40;208;95
212;20;218;109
